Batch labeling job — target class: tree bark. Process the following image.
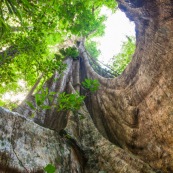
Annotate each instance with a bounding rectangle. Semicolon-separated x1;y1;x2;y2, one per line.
78;0;173;172
0;105;155;173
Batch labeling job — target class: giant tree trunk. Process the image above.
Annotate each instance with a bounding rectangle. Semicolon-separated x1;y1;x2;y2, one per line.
1;0;173;172
82;0;173;171
79;0;173;170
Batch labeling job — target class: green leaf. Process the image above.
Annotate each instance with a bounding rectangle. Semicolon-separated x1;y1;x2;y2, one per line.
26;101;35;110
49;91;56;95
41;105;51;110
5;0;13;14
57;92;85;111
82;79;100;93
20;0;33;9
48;95;53;102
44;164;56;173
35;94;42;106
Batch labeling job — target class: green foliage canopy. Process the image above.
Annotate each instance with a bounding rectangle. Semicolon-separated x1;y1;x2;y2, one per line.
85;41;101;59
111;36;135;74
0;0;118;103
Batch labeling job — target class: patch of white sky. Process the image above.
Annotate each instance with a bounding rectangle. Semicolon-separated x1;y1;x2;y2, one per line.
95;7;135;64
2;80;27;103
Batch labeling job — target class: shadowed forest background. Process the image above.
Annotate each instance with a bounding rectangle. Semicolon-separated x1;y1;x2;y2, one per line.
0;0;173;173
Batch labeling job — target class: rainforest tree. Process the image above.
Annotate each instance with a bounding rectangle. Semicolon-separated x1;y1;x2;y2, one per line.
0;0;173;173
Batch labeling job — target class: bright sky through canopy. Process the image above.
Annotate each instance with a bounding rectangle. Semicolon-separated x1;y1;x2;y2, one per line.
96;8;135;64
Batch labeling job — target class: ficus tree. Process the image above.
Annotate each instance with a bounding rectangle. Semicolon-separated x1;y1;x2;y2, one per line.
1;0;173;173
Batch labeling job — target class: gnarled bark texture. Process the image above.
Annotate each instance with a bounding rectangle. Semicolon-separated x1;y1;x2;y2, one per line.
1;0;173;172
0;105;154;173
79;0;173;171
